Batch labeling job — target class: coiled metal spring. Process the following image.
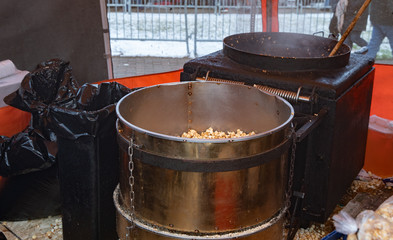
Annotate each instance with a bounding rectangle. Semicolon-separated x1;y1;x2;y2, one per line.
196;71;245;85
196;71;310;103
253;84;310;103
206;77;244;85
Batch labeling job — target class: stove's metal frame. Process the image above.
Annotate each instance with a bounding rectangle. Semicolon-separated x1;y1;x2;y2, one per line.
180;52;375;226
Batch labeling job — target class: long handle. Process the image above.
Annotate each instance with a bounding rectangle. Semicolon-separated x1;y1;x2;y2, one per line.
329;0;373;57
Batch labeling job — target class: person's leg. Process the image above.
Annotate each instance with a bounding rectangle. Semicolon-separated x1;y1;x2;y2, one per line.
350;31;368;47
381;25;393;57
344;36;353;49
366;25;385;59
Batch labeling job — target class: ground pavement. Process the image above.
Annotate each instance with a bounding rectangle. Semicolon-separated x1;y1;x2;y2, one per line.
112;56;192;79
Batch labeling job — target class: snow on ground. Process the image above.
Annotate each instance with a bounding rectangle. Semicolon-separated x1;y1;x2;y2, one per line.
111;40;223;58
108;11;392;58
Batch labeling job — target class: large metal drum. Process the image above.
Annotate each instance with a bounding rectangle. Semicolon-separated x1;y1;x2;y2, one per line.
115;81;294;239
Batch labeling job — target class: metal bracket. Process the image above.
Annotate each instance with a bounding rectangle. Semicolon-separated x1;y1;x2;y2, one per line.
295;107;328;142
286;191;306;240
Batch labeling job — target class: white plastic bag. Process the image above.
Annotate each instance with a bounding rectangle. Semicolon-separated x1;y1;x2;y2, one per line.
375;195;393;223
333;195;393;240
333;211;358;235
356;210;393;240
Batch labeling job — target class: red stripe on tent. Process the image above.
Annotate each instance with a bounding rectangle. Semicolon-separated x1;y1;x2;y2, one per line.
261;0;267;32
272;0;279;32
261;0;279;32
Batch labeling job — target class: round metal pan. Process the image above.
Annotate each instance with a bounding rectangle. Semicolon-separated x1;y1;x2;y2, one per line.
223;32;351;71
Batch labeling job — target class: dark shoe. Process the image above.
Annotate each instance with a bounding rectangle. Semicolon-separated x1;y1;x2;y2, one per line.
354;46;368;54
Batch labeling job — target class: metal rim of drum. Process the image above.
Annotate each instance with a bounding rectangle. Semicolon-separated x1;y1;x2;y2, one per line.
116;81;294;145
115;81;295;172
113;184;287;239
222;32;351;71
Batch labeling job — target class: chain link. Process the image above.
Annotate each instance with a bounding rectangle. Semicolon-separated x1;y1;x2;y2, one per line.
127;138;136;239
282;128;297;240
286;129;296;212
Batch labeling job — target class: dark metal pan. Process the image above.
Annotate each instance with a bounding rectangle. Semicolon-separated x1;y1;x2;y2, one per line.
223;32;351;71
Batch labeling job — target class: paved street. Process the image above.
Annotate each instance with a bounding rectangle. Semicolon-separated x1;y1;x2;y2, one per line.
112;56;192;78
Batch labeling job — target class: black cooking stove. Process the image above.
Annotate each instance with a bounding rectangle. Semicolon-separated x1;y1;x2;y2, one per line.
180;50;375;224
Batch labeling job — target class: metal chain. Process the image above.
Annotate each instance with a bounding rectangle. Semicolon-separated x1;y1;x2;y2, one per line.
127;138;136;240
286;129;297;212
282;128;297;240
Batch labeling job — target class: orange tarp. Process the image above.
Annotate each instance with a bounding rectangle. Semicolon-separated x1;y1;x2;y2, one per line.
98;69;181;89
369;64;393;120
0;106;30;137
0;65;392;138
364;64;393;178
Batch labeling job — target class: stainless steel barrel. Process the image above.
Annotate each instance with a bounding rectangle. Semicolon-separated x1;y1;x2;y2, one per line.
115;81;294;239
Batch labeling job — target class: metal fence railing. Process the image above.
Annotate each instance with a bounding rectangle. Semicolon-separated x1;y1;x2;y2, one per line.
190;0;263;55
106;0;391;58
107;0;191;54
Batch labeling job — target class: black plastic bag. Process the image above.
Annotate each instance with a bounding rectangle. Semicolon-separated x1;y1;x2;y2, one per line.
0;59;132;236
4;59;79;141
0;59;78;177
0;127;56;177
48;81;131;240
0;59;76;220
0;164;61;221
